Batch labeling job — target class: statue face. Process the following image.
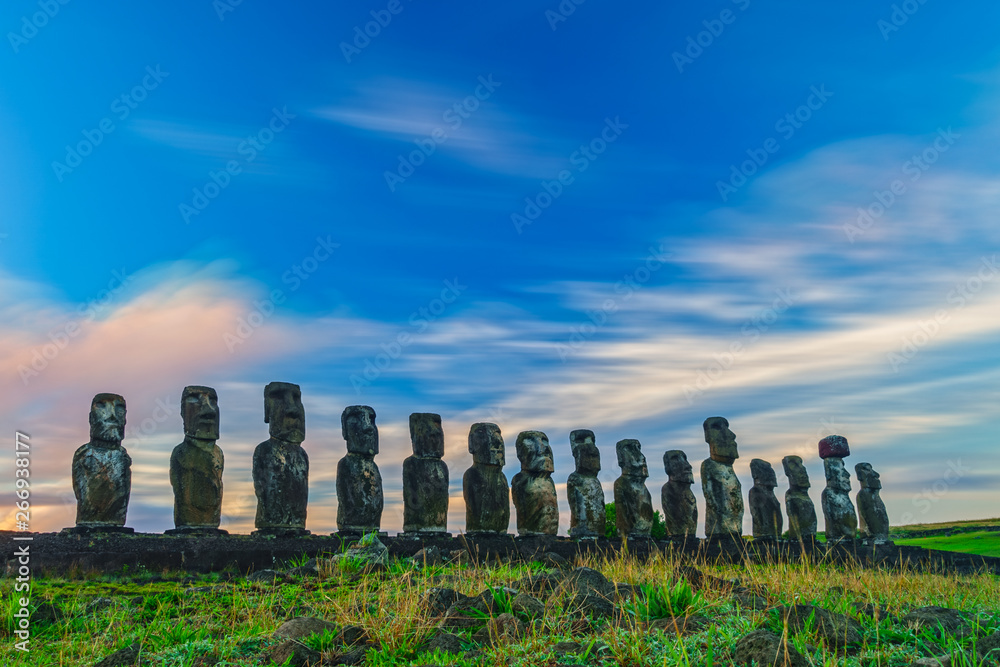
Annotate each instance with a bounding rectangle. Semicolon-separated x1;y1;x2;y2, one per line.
342;405;378;456
750;459;777;488
265;382;305;444
704;416;738;464
616;439;648;480
783;455;810;489
469;422;505;466
89;393;126;444
824;458;851;492
855;463;881;490
571;430;600;476
409;413;444;458
516;431;554;474
664;450;694;484
181;386;219;440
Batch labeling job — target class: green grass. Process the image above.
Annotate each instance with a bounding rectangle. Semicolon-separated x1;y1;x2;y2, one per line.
895;530;1000;557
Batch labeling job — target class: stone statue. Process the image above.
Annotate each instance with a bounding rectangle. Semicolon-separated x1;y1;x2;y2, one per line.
782;455;817;541
402;413;449;535
168;386;226;535
336;405;383;535
252;382;309;537
511;430;558;536
748;459;782;540
700;417;744;538
463;422;510;535
661;450;697;538
855;462;889;543
820;435;857;543
613;439;653;538
567;429;605;539
69;393;133;533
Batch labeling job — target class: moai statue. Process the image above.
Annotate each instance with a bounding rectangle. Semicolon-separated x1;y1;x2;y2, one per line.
168;386;226;535
567;429;606;539
511;431;559;536
700;417;744;539
782;455;817;541
613;439;653;539
819;435;856;544
336;405;383;535
68;393;133;533
661;450;697;538
463;423;510;535
402;413;449;536
252;382;309;537
855;462;889;543
748;459;783;540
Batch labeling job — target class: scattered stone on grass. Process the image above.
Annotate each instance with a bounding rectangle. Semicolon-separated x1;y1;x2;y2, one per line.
902;606;973;638
978;632;1000;664
339;624;370;648
732;588;769;610
265;640;320;667
33;601;63;623
185;586;213;593
440;595;494;630
247;569;284;584
512;571;560;595
732;629;809;666
420;631;465;655
566;591;615;619
777;604;863;648
412;546;445;566
647;615;711;636
541;551;570;569
471;612;526;646
852;601;896;624
273;616;338;641
334;532;389;568
511;591;545;619
422;587;468;616
86;597;114;614
92;643;141;667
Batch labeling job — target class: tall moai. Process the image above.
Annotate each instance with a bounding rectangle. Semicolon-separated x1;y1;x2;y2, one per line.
402;413;449;536
700;417;744;539
782;455;817;541
819;435;857;543
661;450;697;538
463;422;510;535
252;382;309;537
855;462;889;543
613;439;653;539
68;393;133;533
748;459;782;540
567;429;606;539
336;405;383;535
168;386;226;535
511;430;559;536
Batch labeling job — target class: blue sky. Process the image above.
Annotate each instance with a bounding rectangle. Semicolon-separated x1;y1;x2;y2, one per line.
2;1;999;534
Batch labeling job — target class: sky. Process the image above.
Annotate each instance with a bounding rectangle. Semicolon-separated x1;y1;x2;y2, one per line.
1;1;999;536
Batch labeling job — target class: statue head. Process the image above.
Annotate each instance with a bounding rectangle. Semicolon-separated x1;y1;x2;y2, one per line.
570;429;600;476
409;413;444;458
855;462;881;491
516;430;554;474
469;422;504;466
264;382;304;444
342;405;378;456
750;458;777;488
181;386;219;441
824;457;852;492
89;393;126;445
782;455;810;489
616;439;648;481
663;450;694;484
704;416;738;464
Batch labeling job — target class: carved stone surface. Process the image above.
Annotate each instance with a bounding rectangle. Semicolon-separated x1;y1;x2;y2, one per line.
701;417;743;538
71;393;132;531
782;455;817;540
855;463;889;543
821;457;857;543
253;382;309;536
336;405;383;534
613;439;653;538
511;430;558;536
748;459;782;539
567;429;605;539
818;435;850;459
402;413;449;534
463;422;510;534
661;450;697;537
169;386;226;534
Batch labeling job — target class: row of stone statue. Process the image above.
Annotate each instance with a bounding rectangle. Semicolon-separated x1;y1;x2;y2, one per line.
70;385;888;542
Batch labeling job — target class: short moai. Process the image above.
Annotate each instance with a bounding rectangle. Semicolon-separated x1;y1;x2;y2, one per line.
701;417;744;539
855;462;889;543
402;413;449;536
252;382;309;537
567;429;606;539
613;439;653;539
782;455;818;541
336;405;384;535
661;450;697;538
511;430;559;536
748;459;783;540
463;422;510;535
819;435;856;543
168;386;226;535
68;393;133;534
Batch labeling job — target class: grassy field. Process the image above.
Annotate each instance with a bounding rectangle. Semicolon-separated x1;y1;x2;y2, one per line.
892;517;1000;558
